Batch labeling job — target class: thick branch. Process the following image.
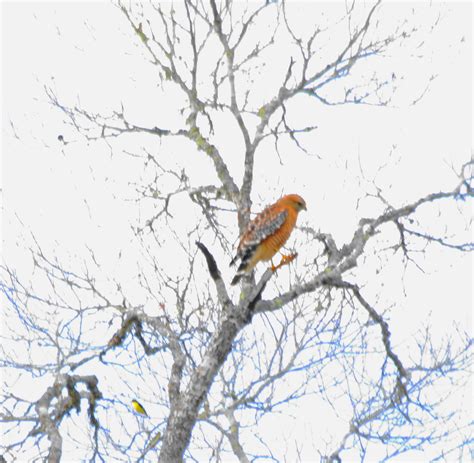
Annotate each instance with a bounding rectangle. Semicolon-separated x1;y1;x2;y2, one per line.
158;273;268;462
196;241;233;312
32;375;101;463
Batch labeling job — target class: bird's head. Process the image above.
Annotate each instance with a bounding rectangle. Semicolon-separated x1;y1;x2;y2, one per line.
281;194;307;212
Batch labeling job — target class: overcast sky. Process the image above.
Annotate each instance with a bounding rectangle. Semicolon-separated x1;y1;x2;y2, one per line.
2;1;472;461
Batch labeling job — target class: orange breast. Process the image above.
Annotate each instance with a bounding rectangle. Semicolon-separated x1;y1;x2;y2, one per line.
249;209;297;266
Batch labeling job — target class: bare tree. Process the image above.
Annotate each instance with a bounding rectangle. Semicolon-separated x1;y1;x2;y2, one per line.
2;2;472;462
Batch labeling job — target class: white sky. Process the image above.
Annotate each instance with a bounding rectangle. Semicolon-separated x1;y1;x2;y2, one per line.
1;1;473;462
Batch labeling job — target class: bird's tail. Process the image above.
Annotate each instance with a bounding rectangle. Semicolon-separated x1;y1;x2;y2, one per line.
230;261;248;286
230;273;243;286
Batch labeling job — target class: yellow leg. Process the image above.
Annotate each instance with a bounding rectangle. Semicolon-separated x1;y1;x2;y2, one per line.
270;253;297;272
270;258;277;272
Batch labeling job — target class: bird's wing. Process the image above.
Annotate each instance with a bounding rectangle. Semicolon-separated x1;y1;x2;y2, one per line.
235;208;288;263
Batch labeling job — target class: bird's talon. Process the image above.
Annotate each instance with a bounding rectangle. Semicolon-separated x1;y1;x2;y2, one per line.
282;253;297;264
271;253;298;272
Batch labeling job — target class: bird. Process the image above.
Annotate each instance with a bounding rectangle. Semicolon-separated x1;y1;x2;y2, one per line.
230;194;306;285
146;431;162;450
131;399;148;417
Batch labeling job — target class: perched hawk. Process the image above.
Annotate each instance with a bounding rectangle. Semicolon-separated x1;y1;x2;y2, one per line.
230;194;306;285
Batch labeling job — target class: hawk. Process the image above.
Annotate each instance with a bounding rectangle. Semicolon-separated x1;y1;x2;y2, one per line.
230;194;306;285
